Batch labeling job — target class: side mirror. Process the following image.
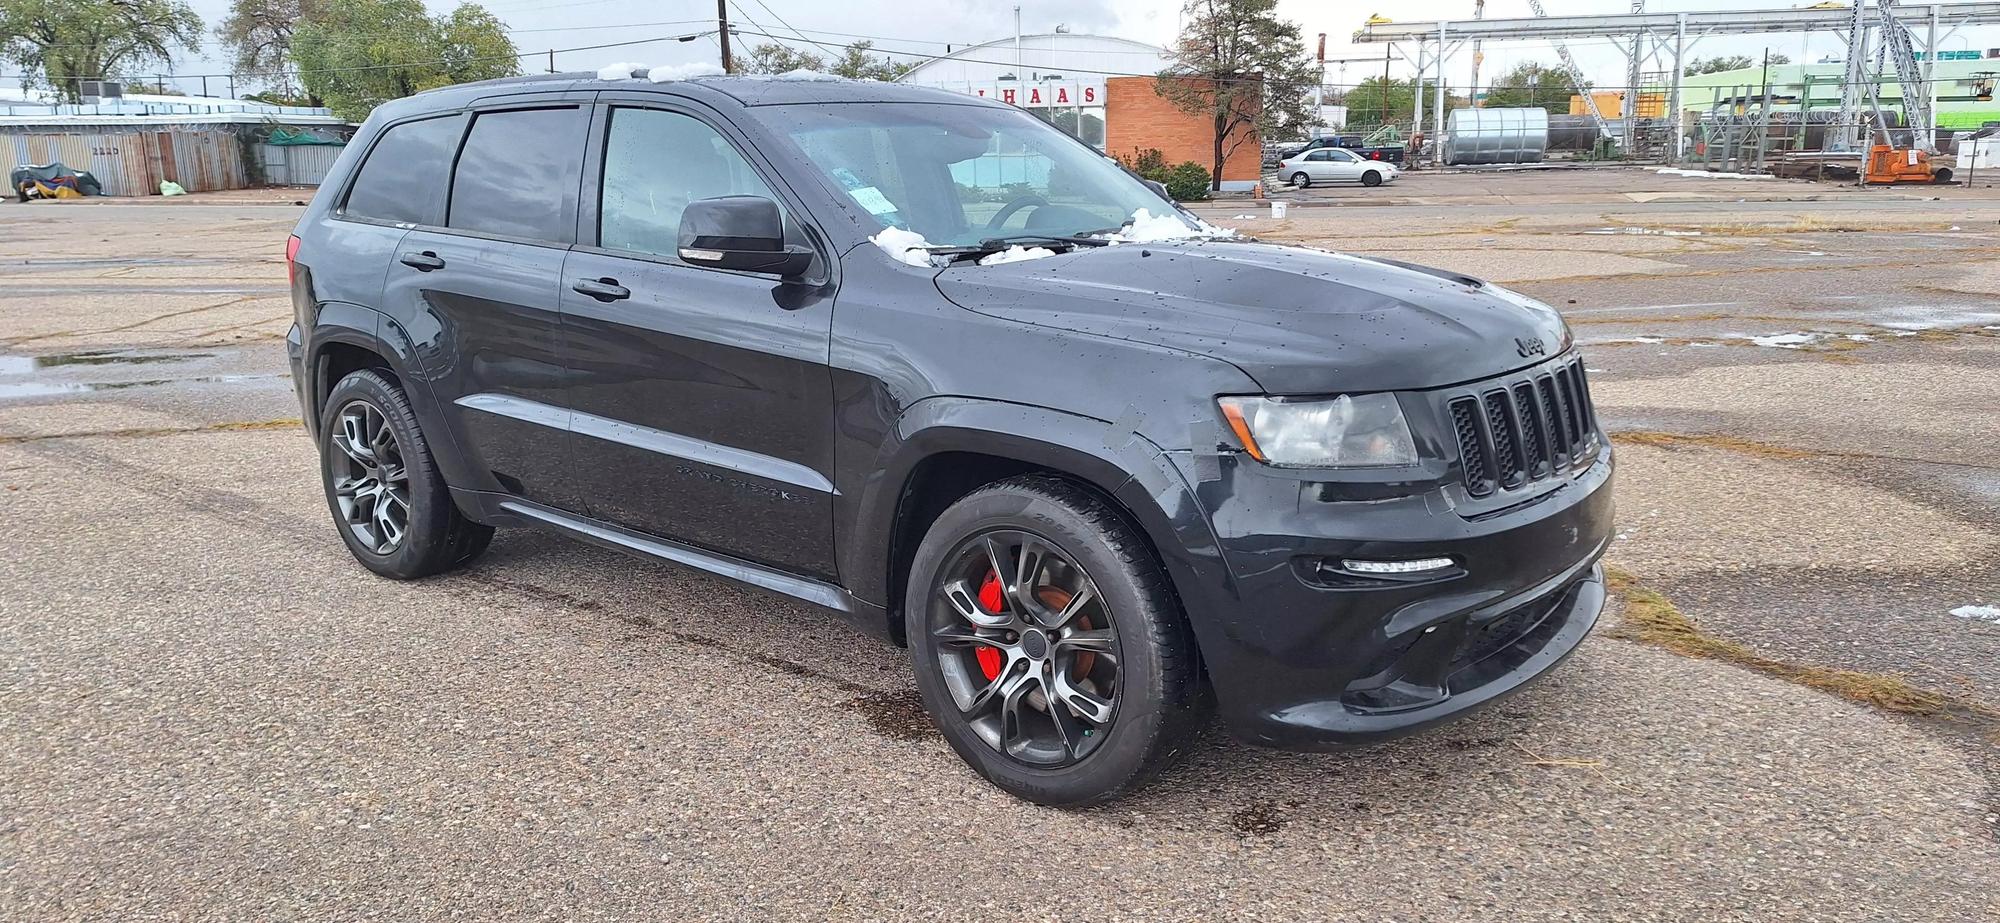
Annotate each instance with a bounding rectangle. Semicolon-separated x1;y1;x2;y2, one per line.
678;195;815;279
1142;179;1172;201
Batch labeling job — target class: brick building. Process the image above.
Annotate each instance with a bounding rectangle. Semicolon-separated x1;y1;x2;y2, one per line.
897;31;1263;191
1103;76;1262;190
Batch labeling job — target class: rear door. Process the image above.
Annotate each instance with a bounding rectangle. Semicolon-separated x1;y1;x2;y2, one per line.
1325;149;1368;182
558;98;839;579
381;97;591;509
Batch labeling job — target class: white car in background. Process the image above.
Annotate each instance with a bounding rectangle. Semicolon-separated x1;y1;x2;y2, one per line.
1279;148;1400;188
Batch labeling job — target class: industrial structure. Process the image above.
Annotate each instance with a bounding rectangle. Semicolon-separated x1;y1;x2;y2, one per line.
1353;2;2000;168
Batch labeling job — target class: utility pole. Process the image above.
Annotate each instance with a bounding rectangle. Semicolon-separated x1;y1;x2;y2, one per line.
548;49;556;74
1469;0;1486;107
717;0;733;73
1381;44;1392;127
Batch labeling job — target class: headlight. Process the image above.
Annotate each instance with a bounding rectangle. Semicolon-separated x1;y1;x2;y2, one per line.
1217;394;1418;468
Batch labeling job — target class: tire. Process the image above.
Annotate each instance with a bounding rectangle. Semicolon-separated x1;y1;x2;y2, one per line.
1290;171;1311;188
1362;170;1383;187
318;369;492;579
904;475;1207;807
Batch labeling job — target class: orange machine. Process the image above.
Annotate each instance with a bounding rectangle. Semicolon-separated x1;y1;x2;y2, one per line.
1865;144;1953;184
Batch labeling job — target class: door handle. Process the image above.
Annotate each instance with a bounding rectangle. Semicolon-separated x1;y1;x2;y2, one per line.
398;250;445;271
571;277;631;302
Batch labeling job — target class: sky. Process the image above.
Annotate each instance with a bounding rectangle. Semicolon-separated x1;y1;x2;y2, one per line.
16;0;2000;96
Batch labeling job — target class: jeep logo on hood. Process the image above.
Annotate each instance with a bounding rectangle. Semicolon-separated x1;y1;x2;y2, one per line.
1515;336;1548;358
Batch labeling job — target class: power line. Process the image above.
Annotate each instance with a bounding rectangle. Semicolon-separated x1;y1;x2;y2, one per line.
1;32;715;84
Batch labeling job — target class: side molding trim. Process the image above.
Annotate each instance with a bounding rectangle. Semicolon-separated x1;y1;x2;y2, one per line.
497;499;853;612
457;392;836;494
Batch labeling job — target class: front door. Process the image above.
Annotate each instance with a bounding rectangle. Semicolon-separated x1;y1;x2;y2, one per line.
383;102;590;510
560;101;838;579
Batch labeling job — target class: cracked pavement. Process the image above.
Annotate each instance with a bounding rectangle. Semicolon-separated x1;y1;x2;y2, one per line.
3;173;1997;921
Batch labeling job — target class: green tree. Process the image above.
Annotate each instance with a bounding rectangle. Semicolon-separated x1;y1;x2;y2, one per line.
1342;76;1417;129
1481;62;1587;110
1157;0;1317;191
826;40;912;81
742;41;823;75
0;0;204;102
290;0;518;121
216;0;327;98
741;39;911;81
1684;53;1788;76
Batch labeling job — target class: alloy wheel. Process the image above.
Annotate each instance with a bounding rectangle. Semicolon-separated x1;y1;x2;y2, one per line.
328;399;411;554
929;530;1121;767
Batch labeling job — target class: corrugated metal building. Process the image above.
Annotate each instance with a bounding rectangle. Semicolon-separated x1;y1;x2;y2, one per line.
6;128;247;195
3;91;351;196
254;142;347;187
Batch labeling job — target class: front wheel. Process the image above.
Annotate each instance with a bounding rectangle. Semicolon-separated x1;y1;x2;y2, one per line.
1362;170;1383;187
904;476;1207;806
1290;171;1311;188
319;369;492;579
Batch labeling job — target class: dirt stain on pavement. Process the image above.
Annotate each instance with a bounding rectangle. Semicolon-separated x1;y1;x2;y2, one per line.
1229;800;1288;837
0;418;300;444
1606;566;1955;716
845;689;936;742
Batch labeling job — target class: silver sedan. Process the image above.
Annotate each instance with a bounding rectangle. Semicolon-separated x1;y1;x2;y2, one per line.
1278;148;1400;188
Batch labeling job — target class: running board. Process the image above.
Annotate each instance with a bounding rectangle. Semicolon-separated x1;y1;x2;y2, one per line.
495;499;853;613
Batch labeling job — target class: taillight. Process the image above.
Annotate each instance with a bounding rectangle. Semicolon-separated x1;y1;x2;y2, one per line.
285;234;301;285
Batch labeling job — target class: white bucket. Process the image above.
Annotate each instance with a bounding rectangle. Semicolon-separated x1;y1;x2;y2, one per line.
1271;201;1289;219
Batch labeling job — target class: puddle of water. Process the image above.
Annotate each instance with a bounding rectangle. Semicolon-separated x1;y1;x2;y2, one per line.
0;350;211;374
0;373;279;400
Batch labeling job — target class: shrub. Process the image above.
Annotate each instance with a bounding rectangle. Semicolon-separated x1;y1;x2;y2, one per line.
1112;148;1213;201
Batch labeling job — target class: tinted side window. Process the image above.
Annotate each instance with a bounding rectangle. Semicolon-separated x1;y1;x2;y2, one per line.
447;107;586;243
345;115;465;225
599;107;777;259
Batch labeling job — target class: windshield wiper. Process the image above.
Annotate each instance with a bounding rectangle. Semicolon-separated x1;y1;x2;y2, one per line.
976;233;1113;250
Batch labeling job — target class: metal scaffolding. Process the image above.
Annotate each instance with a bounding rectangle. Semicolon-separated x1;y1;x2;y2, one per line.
1350;2;2000;165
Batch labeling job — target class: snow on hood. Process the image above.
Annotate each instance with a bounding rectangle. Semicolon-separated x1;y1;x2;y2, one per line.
1099;208;1238;244
977;245;1057;266
870;227;938;267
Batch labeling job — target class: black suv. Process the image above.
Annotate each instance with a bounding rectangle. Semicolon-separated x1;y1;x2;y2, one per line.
287;71;1613;806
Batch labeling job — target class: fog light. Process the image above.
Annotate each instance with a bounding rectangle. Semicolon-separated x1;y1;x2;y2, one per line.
1340;557;1455;575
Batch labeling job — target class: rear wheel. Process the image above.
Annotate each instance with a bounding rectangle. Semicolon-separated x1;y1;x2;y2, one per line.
1290;171;1311;188
905;475;1206;806
319;369;492;579
1362;170;1383;187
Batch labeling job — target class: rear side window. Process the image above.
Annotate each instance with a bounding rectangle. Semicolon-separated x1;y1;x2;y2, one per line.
447;107;586;243
598;107;778;259
344;115;465;225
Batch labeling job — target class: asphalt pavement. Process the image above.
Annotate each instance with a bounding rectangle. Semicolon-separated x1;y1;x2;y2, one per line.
4;173;1997;921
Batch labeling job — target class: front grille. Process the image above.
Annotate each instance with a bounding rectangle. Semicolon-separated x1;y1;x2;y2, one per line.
1449;356;1598;499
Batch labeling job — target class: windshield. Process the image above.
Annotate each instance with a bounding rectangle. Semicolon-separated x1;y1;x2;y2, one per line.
761;102;1192;247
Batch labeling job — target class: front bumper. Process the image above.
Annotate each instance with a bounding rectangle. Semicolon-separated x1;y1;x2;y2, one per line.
1176;443;1613;750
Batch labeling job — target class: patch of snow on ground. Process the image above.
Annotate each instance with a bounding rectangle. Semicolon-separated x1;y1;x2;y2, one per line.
1583;227;1703;236
1748;332;1821;349
648;62;724;82
1950;605;2000;623
869;227;937;268
1845;334;1874;342
1656;168;1775;180
977;246;1057;266
597;62;647;80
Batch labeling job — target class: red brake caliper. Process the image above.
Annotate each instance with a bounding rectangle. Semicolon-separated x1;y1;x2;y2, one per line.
975;569;1005;680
